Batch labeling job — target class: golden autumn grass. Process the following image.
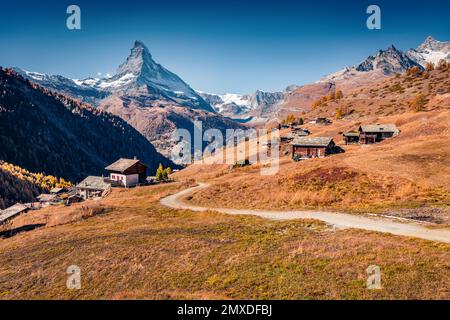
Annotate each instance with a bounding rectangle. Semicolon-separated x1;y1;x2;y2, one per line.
181;109;450;224
0;183;449;300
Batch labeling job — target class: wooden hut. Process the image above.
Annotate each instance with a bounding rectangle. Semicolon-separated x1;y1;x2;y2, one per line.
291;137;335;160
359;124;399;144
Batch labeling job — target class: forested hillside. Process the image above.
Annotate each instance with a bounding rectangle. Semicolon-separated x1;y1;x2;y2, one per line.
0;161;70;209
0;68;175;182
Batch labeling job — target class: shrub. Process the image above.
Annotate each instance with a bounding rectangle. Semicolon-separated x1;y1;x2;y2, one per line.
410;94;427;112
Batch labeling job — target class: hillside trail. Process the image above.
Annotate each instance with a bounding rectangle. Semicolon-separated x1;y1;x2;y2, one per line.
160;183;450;244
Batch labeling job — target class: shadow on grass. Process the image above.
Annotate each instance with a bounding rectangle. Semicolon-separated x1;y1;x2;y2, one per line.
0;224;45;239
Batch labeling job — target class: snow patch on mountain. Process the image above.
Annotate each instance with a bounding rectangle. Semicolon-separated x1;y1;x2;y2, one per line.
14;41;213;112
407;36;450;67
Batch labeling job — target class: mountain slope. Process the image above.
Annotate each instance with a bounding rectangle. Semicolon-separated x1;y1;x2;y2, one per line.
15;41;242;155
355;45;422;74
0;68;174;182
273;36;450;121
201;37;448;123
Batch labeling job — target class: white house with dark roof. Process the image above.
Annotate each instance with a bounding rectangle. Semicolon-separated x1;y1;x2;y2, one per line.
105;158;148;188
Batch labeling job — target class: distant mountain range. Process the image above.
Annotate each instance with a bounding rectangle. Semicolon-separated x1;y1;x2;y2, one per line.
15;41;212;112
210;36;450;122
197;90;289;121
321;36;449;83
14;41;242;156
12;36;449;130
0;68;174;182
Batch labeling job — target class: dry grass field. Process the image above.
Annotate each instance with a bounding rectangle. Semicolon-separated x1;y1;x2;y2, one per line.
0;64;448;301
183;107;450;224
0;183;449;300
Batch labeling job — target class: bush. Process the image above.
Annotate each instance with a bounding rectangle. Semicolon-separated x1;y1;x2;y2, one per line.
156;163;172;182
410;94;427;112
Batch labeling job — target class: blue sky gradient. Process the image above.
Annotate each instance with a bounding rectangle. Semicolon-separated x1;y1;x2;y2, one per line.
0;0;449;94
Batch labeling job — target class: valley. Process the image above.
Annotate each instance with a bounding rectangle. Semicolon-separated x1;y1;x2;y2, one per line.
0;34;449;301
0;183;449;299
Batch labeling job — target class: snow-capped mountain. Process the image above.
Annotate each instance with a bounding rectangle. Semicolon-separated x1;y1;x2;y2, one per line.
13;69;108;104
320;36;449;84
15;41;213;112
13;41;243;156
198;90;286;120
406;36;450;67
197;92;252;115
355;45;421;74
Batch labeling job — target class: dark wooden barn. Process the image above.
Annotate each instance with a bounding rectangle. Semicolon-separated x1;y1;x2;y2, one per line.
358;124;399;144
343;132;360;145
291;137;335;160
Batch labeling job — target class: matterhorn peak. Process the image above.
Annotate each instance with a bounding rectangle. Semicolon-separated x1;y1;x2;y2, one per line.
133;40;147;48
114;40;155;77
132;40;152;56
424;35;436;43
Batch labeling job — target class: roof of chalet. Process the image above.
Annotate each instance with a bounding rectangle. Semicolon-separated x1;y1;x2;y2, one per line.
284;131;310;140
105;158;148;173
359;124;399;133
291;137;334;147
50;187;65;194
37;194;58;202
0;203;29;224
343;132;360;137
76;176;111;191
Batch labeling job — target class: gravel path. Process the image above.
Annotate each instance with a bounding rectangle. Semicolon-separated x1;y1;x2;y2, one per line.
160;183;450;244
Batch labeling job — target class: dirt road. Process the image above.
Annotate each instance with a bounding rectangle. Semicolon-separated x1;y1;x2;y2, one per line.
160;183;450;243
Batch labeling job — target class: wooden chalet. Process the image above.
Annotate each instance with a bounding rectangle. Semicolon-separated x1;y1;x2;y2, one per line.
359;124;399;144
291;137;335;159
105;158;148;188
76;176;111;200
37;193;59;204
343;132;360;145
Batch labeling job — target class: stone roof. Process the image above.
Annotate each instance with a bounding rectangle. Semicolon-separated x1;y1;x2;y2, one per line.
105;158;147;173
291;137;334;147
359;124;399;133
0;203;29;224
37;194;58;202
50;187;65;194
343;132;360;137
76;176;111;191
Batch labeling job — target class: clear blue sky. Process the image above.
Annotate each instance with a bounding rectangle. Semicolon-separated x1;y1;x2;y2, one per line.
0;0;448;94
